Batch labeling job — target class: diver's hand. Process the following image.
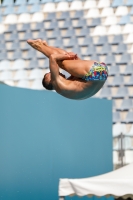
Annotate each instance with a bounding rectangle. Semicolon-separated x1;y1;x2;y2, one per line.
67;52;80;60
51;53;77;61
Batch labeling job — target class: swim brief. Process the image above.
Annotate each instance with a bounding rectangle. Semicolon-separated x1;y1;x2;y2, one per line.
82;62;108;81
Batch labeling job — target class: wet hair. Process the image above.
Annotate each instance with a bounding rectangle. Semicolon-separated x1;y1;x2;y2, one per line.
42;73;54;90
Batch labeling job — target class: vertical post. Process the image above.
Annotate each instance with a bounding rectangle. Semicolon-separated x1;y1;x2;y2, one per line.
120;133;123;167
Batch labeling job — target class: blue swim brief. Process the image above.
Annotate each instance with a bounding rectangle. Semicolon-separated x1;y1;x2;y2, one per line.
82;62;108;81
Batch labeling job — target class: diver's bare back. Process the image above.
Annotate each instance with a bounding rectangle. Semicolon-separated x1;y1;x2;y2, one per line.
69;77;105;99
56;73;105;100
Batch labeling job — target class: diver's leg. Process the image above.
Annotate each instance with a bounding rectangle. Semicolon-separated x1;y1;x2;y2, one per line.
27;39;83;74
58;59;92;77
27;39;67;58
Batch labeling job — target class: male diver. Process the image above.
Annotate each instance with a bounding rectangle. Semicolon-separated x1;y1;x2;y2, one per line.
27;39;108;100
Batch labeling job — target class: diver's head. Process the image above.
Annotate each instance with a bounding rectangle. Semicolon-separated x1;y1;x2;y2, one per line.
42;72;54;90
42;72;66;90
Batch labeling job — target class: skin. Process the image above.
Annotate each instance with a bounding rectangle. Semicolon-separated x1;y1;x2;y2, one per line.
27;39;106;100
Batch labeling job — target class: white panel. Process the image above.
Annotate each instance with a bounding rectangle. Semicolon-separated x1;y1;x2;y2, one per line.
12;59;26;70
17;80;30;89
83;0;97;9
31;12;44;22
123;24;133;34
107;25;122;35
101;7;114;17
126;125;133;136
91;26;107;36
98;0;111;8
4;14;18;24
56;2;69;11
0;60;11;71
115;6;128;16
70;1;83;10
13;70;28;80
18;14;31;23
0;24;5;33
0;71;13;81
43;3;56;13
31;79;44;90
124;33;133;43
104;16;117;25
113;151;119;165
85;8;100;18
4;80;15;86
128;45;133;53
113;123;127;137
29;69;43;80
125;150;133;164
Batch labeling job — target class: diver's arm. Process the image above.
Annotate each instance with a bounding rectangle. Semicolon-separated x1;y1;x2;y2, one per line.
49;54;75;81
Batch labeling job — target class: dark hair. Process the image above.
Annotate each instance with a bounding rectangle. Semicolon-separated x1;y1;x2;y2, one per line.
42;73;54;90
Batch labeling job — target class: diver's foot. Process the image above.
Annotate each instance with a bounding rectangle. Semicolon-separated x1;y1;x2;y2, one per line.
27;39;48;53
42;40;48;46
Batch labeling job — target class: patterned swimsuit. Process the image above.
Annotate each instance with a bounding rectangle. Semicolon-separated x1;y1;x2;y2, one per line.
82;62;108;81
